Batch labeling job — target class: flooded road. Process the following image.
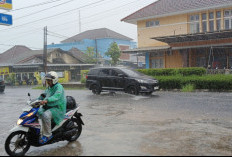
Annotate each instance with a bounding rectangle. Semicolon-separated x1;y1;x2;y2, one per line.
0;87;232;156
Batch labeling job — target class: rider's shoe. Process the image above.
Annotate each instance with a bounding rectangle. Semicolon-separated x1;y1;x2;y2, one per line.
39;135;53;145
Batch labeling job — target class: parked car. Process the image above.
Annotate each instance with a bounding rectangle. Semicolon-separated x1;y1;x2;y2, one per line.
0;79;5;93
86;67;159;95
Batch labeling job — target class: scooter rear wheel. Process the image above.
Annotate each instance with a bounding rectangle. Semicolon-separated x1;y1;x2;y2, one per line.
5;131;31;156
67;119;82;142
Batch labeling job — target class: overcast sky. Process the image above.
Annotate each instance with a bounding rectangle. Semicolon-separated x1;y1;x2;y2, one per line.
0;0;156;53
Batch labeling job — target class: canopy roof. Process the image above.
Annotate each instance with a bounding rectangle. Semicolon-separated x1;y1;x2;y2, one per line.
153;30;232;44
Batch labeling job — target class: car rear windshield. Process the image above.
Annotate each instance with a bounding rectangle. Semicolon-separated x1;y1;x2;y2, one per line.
120;68;145;77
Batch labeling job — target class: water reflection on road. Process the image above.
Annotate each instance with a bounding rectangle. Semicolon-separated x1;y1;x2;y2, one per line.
27;141;83;156
0;87;232;156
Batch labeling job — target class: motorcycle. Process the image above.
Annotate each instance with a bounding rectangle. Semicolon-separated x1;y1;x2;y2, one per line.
5;93;84;156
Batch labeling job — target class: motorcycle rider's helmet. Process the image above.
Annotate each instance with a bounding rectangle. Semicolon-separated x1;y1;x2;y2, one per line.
44;71;59;84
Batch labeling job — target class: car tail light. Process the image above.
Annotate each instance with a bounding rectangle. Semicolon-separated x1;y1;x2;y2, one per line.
86;75;88;79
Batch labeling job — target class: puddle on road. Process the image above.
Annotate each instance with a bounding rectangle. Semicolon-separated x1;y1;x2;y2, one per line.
27;141;83;156
140;119;232;156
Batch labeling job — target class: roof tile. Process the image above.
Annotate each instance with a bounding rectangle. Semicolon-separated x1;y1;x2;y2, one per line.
61;28;132;43
122;0;232;23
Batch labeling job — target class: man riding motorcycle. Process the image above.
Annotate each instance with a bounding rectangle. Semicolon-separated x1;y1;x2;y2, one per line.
38;71;66;144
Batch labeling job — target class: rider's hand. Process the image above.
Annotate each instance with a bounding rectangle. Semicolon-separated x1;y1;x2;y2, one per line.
40;100;48;105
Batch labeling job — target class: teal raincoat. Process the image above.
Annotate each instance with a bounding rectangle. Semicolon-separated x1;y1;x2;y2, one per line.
38;83;66;125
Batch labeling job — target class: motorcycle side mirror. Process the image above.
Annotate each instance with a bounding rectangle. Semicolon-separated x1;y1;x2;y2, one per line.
28;93;31;100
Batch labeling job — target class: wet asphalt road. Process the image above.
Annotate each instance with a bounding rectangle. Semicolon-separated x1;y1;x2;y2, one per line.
0;86;232;156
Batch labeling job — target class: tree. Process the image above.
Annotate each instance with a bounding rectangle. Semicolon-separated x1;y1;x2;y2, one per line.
86;47;97;64
86;47;95;58
105;42;121;65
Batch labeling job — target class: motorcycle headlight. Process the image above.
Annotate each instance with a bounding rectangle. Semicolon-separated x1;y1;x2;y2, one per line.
17;119;23;125
26;112;34;117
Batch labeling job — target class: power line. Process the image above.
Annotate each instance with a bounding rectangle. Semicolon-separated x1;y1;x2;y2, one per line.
0;0;153;48
47;30;69;39
41;0;142;31
15;0;76;21
3;0;66;13
0;0;107;32
3;28;43;43
47;0;144;32
82;0;140;20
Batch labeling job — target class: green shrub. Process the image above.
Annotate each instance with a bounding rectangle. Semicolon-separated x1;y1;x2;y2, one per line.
155;75;232;90
178;67;206;76
80;70;89;84
181;84;195;92
138;68;177;76
138;67;206;76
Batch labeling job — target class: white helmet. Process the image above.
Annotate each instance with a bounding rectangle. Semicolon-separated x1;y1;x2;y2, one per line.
44;71;59;84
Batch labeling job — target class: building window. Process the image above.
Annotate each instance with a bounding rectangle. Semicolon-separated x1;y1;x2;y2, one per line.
216;11;221;31
196;57;206;67
209;12;214;32
224;10;232;30
216;11;221;18
202;13;207;32
56;53;61;57
190;14;200;33
146;20;160;27
150;52;164;57
209;21;214;32
151;58;164;69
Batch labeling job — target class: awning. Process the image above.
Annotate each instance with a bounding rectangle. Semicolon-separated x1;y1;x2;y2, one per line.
123;46;170;54
172;43;232;50
152;29;232;44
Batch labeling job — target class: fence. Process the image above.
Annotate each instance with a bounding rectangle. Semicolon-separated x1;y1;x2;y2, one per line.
206;69;232;74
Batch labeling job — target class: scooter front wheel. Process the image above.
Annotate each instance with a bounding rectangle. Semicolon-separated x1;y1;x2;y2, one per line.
5;131;31;156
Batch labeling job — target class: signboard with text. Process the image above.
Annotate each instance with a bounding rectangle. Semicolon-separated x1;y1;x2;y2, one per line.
0;67;9;75
0;13;12;25
0;0;12;10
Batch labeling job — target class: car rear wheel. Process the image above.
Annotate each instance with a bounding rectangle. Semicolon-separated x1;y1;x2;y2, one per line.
91;84;101;95
143;92;153;96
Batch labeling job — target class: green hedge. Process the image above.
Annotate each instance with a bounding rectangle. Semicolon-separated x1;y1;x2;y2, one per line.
80;70;89;83
137;67;206;76
80;68;232;91
155;75;232;90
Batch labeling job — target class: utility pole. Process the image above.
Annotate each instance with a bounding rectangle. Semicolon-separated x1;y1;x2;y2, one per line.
95;39;98;64
137;52;139;69
79;10;81;33
43;26;48;74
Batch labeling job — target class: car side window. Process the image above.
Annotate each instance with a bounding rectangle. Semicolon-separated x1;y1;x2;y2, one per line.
89;69;99;75
111;70;119;76
100;69;110;76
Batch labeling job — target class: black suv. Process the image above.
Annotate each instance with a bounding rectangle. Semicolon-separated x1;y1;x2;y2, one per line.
86;67;159;95
0;79;5;93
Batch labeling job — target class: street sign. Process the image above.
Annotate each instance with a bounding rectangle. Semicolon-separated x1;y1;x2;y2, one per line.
0;13;12;26
0;0;12;10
